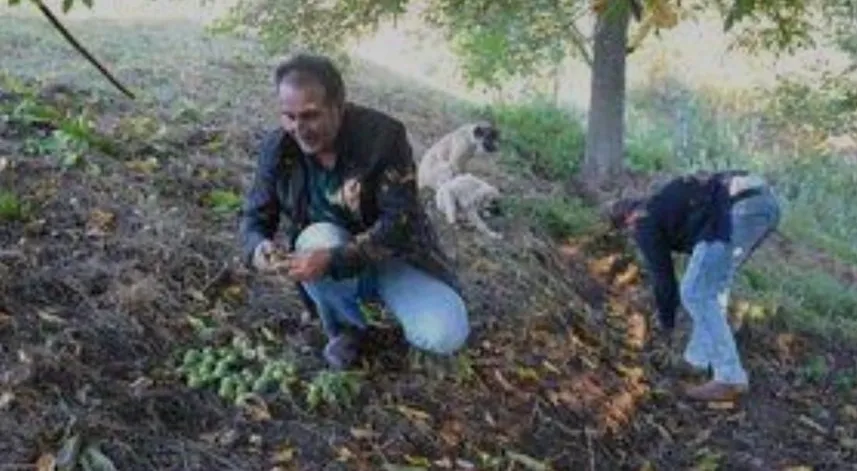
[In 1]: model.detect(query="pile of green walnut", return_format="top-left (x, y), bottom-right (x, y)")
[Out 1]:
top-left (178, 337), bottom-right (297, 405)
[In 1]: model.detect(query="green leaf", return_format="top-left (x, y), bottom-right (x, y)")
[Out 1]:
top-left (8, 0), bottom-right (23, 6)
top-left (206, 189), bottom-right (243, 214)
top-left (82, 0), bottom-right (94, 7)
top-left (724, 0), bottom-right (758, 32)
top-left (62, 0), bottom-right (74, 13)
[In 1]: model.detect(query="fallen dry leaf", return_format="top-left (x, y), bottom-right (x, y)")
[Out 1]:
top-left (187, 289), bottom-right (207, 303)
top-left (506, 450), bottom-right (550, 471)
top-left (839, 437), bottom-right (857, 450)
top-left (125, 157), bottom-right (159, 174)
top-left (272, 445), bottom-right (295, 464)
top-left (221, 284), bottom-right (245, 302)
top-left (515, 366), bottom-right (540, 382)
top-left (541, 360), bottom-right (562, 375)
top-left (842, 405), bottom-right (857, 421)
top-left (547, 389), bottom-right (578, 408)
top-left (706, 401), bottom-right (736, 410)
top-left (455, 459), bottom-right (476, 469)
top-left (85, 209), bottom-right (116, 238)
top-left (36, 453), bottom-right (56, 471)
top-left (404, 455), bottom-right (431, 467)
top-left (36, 309), bottom-right (66, 325)
top-left (238, 394), bottom-right (272, 422)
top-left (493, 369), bottom-right (517, 393)
top-left (335, 446), bottom-right (355, 462)
top-left (128, 376), bottom-right (153, 397)
top-left (0, 390), bottom-right (15, 410)
top-left (382, 465), bottom-right (425, 471)
top-left (349, 427), bottom-right (378, 440)
top-left (689, 428), bottom-right (712, 448)
top-left (438, 419), bottom-right (464, 446)
top-left (484, 411), bottom-right (497, 427)
top-left (261, 326), bottom-right (279, 343)
top-left (395, 405), bottom-right (432, 423)
top-left (1, 362), bottom-right (33, 388)
top-left (200, 429), bottom-right (239, 447)
top-left (798, 415), bottom-right (828, 435)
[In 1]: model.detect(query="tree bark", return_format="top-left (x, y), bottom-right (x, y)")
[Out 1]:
top-left (582, 1), bottom-right (631, 192)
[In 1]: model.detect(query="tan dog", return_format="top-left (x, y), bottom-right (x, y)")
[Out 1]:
top-left (434, 173), bottom-right (503, 239)
top-left (417, 121), bottom-right (500, 190)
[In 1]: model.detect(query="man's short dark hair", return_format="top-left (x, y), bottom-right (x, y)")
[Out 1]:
top-left (273, 53), bottom-right (346, 106)
top-left (605, 196), bottom-right (646, 230)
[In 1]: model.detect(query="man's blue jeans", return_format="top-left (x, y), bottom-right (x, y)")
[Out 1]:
top-left (294, 222), bottom-right (470, 355)
top-left (680, 175), bottom-right (781, 385)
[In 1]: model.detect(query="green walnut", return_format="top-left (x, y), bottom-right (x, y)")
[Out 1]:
top-left (187, 374), bottom-right (205, 389)
top-left (252, 376), bottom-right (271, 394)
top-left (183, 349), bottom-right (202, 366)
top-left (218, 377), bottom-right (238, 400)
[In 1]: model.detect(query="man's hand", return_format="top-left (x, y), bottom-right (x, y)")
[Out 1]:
top-left (286, 249), bottom-right (332, 282)
top-left (252, 239), bottom-right (288, 272)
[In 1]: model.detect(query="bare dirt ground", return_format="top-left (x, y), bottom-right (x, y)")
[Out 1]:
top-left (2, 14), bottom-right (857, 471)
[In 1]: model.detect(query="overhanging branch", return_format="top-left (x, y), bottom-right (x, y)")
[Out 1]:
top-left (569, 22), bottom-right (593, 67)
top-left (32, 0), bottom-right (136, 99)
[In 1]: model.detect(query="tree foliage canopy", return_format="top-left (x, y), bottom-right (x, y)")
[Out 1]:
top-left (204, 0), bottom-right (851, 90)
top-left (9, 0), bottom-right (854, 90)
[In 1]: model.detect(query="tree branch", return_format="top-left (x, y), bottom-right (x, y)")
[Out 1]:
top-left (569, 22), bottom-right (594, 68)
top-left (32, 0), bottom-right (136, 100)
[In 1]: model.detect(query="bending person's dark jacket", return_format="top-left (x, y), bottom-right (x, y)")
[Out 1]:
top-left (240, 103), bottom-right (461, 314)
top-left (632, 170), bottom-right (761, 330)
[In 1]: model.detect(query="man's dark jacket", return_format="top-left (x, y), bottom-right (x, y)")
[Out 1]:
top-left (632, 170), bottom-right (762, 330)
top-left (239, 102), bottom-right (461, 314)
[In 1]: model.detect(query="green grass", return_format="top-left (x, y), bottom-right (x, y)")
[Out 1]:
top-left (737, 261), bottom-right (857, 341)
top-left (0, 191), bottom-right (26, 222)
top-left (480, 98), bottom-right (585, 180)
top-left (503, 193), bottom-right (599, 240)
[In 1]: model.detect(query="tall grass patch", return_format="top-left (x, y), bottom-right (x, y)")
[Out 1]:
top-left (478, 98), bottom-right (585, 181)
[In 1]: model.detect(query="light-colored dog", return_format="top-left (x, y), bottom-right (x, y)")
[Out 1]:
top-left (416, 122), bottom-right (504, 239)
top-left (417, 121), bottom-right (500, 190)
top-left (434, 173), bottom-right (503, 239)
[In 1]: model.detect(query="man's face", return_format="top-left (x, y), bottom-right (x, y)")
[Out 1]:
top-left (278, 80), bottom-right (342, 155)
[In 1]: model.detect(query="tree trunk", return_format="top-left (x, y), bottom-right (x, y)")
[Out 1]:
top-left (582, 1), bottom-right (631, 192)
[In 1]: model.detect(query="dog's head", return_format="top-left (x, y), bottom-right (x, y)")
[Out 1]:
top-left (470, 122), bottom-right (500, 154)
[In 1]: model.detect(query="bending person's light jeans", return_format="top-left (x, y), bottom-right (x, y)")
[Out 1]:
top-left (294, 222), bottom-right (470, 355)
top-left (680, 175), bottom-right (781, 385)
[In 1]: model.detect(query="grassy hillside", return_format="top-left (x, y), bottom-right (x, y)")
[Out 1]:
top-left (1, 6), bottom-right (856, 471)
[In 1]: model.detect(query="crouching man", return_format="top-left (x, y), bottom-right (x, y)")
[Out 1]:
top-left (240, 53), bottom-right (469, 369)
top-left (608, 170), bottom-right (781, 401)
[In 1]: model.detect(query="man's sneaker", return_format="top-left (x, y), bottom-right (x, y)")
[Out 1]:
top-left (323, 333), bottom-right (360, 370)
